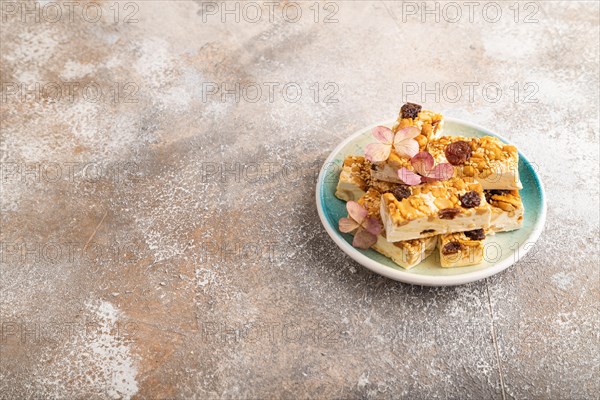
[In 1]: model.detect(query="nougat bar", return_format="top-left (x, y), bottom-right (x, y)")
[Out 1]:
top-left (335, 156), bottom-right (371, 202)
top-left (438, 229), bottom-right (486, 268)
top-left (427, 136), bottom-right (522, 190)
top-left (380, 177), bottom-right (491, 242)
top-left (371, 103), bottom-right (444, 184)
top-left (485, 189), bottom-right (524, 233)
top-left (358, 188), bottom-right (437, 269)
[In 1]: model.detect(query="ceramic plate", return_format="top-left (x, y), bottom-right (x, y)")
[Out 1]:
top-left (316, 118), bottom-right (546, 286)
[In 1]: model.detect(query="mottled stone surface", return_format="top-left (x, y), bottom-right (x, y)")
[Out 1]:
top-left (1, 1), bottom-right (598, 399)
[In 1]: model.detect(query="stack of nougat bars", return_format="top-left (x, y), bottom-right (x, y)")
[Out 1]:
top-left (335, 103), bottom-right (524, 269)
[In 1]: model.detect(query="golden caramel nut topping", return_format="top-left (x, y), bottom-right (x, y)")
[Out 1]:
top-left (427, 136), bottom-right (521, 190)
top-left (357, 188), bottom-right (383, 221)
top-left (484, 190), bottom-right (522, 207)
top-left (391, 106), bottom-right (444, 149)
top-left (380, 176), bottom-right (491, 242)
top-left (351, 189), bottom-right (438, 269)
top-left (438, 231), bottom-right (486, 267)
top-left (485, 189), bottom-right (524, 233)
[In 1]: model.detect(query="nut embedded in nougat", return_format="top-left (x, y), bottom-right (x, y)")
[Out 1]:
top-left (485, 189), bottom-right (524, 233)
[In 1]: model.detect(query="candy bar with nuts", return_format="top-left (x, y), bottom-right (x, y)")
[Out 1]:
top-left (335, 156), bottom-right (372, 202)
top-left (356, 188), bottom-right (437, 269)
top-left (438, 230), bottom-right (486, 268)
top-left (485, 189), bottom-right (524, 233)
top-left (370, 103), bottom-right (444, 184)
top-left (380, 177), bottom-right (491, 242)
top-left (392, 103), bottom-right (444, 149)
top-left (335, 155), bottom-right (409, 202)
top-left (427, 136), bottom-right (522, 190)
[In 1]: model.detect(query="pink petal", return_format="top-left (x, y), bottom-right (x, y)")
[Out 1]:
top-left (372, 126), bottom-right (394, 144)
top-left (394, 138), bottom-right (420, 158)
top-left (352, 227), bottom-right (378, 249)
top-left (346, 201), bottom-right (368, 224)
top-left (397, 167), bottom-right (422, 186)
top-left (394, 126), bottom-right (420, 142)
top-left (411, 151), bottom-right (435, 176)
top-left (364, 143), bottom-right (391, 163)
top-left (338, 217), bottom-right (359, 233)
top-left (362, 216), bottom-right (382, 236)
top-left (424, 163), bottom-right (454, 181)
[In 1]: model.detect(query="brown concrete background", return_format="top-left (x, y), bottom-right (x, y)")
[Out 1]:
top-left (1, 1), bottom-right (598, 399)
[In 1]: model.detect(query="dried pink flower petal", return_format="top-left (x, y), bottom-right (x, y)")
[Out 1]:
top-left (397, 151), bottom-right (454, 186)
top-left (338, 217), bottom-right (359, 233)
top-left (338, 202), bottom-right (382, 250)
top-left (365, 126), bottom-right (420, 162)
top-left (372, 126), bottom-right (394, 144)
top-left (353, 227), bottom-right (378, 249)
top-left (346, 201), bottom-right (367, 224)
top-left (393, 127), bottom-right (420, 158)
top-left (411, 151), bottom-right (435, 176)
top-left (393, 126), bottom-right (420, 142)
top-left (422, 163), bottom-right (454, 182)
top-left (397, 167), bottom-right (422, 186)
top-left (394, 138), bottom-right (419, 158)
top-left (365, 126), bottom-right (395, 162)
top-left (365, 142), bottom-right (392, 162)
top-left (362, 216), bottom-right (382, 236)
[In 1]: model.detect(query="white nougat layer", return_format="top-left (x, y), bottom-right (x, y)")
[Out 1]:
top-left (489, 206), bottom-right (524, 233)
top-left (380, 199), bottom-right (491, 242)
top-left (335, 179), bottom-right (366, 202)
top-left (370, 163), bottom-right (404, 184)
top-left (477, 171), bottom-right (522, 191)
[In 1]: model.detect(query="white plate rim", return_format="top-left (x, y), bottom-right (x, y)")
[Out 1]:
top-left (315, 117), bottom-right (547, 286)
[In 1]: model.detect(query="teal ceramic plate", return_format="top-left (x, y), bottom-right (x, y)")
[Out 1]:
top-left (316, 118), bottom-right (546, 286)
